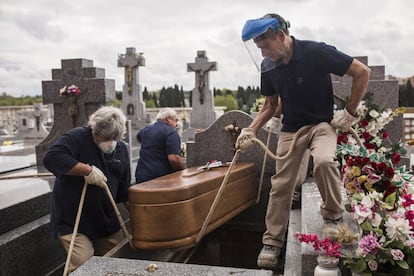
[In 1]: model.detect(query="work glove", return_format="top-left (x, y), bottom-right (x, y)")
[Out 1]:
top-left (265, 117), bottom-right (281, 133)
top-left (331, 108), bottom-right (359, 131)
top-left (235, 128), bottom-right (256, 151)
top-left (84, 165), bottom-right (107, 188)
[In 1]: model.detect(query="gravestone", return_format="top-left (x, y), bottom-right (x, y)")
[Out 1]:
top-left (35, 58), bottom-right (115, 170)
top-left (17, 103), bottom-right (49, 140)
top-left (118, 47), bottom-right (146, 123)
top-left (187, 50), bottom-right (217, 129)
top-left (332, 56), bottom-right (402, 143)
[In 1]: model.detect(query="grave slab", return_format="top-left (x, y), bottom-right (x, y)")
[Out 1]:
top-left (71, 256), bottom-right (273, 276)
top-left (300, 181), bottom-right (358, 276)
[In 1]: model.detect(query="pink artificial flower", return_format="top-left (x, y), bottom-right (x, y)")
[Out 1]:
top-left (368, 260), bottom-right (378, 271)
top-left (402, 194), bottom-right (414, 208)
top-left (390, 249), bottom-right (404, 261)
top-left (294, 233), bottom-right (341, 258)
top-left (67, 85), bottom-right (81, 95)
top-left (358, 232), bottom-right (380, 257)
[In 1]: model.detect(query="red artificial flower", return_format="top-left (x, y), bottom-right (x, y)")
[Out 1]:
top-left (385, 166), bottom-right (395, 179)
top-left (360, 119), bottom-right (369, 127)
top-left (362, 132), bottom-right (371, 140)
top-left (337, 132), bottom-right (348, 144)
top-left (376, 162), bottom-right (387, 172)
top-left (364, 143), bottom-right (377, 150)
top-left (391, 153), bottom-right (401, 164)
top-left (405, 210), bottom-right (414, 229)
top-left (382, 132), bottom-right (389, 139)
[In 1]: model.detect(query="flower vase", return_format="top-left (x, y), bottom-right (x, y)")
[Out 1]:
top-left (314, 255), bottom-right (341, 276)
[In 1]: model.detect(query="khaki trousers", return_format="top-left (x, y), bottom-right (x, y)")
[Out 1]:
top-left (292, 149), bottom-right (311, 202)
top-left (59, 230), bottom-right (124, 273)
top-left (262, 122), bottom-right (343, 247)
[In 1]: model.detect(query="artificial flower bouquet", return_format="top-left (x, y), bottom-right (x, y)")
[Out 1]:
top-left (297, 97), bottom-right (414, 275)
top-left (59, 84), bottom-right (81, 96)
top-left (336, 99), bottom-right (414, 275)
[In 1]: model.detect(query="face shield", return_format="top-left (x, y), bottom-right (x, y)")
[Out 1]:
top-left (241, 17), bottom-right (283, 73)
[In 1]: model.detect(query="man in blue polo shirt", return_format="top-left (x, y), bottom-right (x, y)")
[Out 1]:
top-left (135, 108), bottom-right (185, 183)
top-left (237, 13), bottom-right (371, 269)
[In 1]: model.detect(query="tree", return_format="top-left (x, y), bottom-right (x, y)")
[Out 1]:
top-left (214, 95), bottom-right (238, 112)
top-left (142, 86), bottom-right (150, 100)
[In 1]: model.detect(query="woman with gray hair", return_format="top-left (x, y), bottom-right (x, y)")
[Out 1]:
top-left (43, 106), bottom-right (131, 273)
top-left (135, 107), bottom-right (185, 183)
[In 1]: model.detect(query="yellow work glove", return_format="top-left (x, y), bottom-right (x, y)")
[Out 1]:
top-left (235, 128), bottom-right (256, 151)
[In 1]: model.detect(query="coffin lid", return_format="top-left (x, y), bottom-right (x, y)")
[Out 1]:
top-left (129, 162), bottom-right (256, 204)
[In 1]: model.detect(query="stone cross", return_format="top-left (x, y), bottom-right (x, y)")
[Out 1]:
top-left (17, 103), bottom-right (49, 139)
top-left (187, 50), bottom-right (217, 129)
top-left (35, 58), bottom-right (115, 170)
top-left (118, 47), bottom-right (146, 122)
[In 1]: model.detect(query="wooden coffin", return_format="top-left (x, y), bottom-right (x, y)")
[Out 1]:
top-left (128, 162), bottom-right (257, 250)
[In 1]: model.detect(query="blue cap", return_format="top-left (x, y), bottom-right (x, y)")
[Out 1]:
top-left (241, 18), bottom-right (280, 41)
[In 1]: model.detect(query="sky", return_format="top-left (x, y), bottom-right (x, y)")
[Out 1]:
top-left (0, 0), bottom-right (413, 97)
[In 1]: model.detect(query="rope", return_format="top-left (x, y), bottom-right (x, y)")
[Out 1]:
top-left (195, 149), bottom-right (242, 244)
top-left (256, 130), bottom-right (271, 204)
top-left (348, 127), bottom-right (364, 146)
top-left (0, 173), bottom-right (53, 180)
top-left (63, 181), bottom-right (88, 276)
top-left (193, 124), bottom-right (313, 251)
top-left (62, 181), bottom-right (131, 276)
top-left (250, 124), bottom-right (313, 161)
top-left (183, 150), bottom-right (242, 264)
top-left (102, 183), bottom-right (132, 247)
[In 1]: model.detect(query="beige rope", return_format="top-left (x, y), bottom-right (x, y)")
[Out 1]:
top-left (195, 149), bottom-right (242, 244)
top-left (63, 181), bottom-right (88, 276)
top-left (256, 130), bottom-right (272, 204)
top-left (0, 173), bottom-right (53, 180)
top-left (62, 181), bottom-right (131, 276)
top-left (348, 127), bottom-right (363, 146)
top-left (195, 125), bottom-right (313, 247)
top-left (102, 182), bottom-right (132, 247)
top-left (250, 125), bottom-right (313, 161)
top-left (184, 124), bottom-right (362, 263)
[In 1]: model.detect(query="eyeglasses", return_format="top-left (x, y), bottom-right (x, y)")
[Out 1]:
top-left (168, 117), bottom-right (179, 122)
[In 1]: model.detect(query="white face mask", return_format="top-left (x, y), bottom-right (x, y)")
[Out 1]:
top-left (98, 140), bottom-right (117, 154)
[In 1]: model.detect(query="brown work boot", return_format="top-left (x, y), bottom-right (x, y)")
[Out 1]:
top-left (257, 245), bottom-right (282, 268)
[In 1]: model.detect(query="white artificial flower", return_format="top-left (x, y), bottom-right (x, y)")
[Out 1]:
top-left (385, 217), bottom-right (413, 241)
top-left (369, 109), bottom-right (380, 118)
top-left (377, 146), bottom-right (386, 153)
top-left (354, 204), bottom-right (373, 224)
top-left (370, 212), bottom-right (382, 228)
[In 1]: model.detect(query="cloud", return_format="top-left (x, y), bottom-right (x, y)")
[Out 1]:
top-left (0, 0), bottom-right (413, 97)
